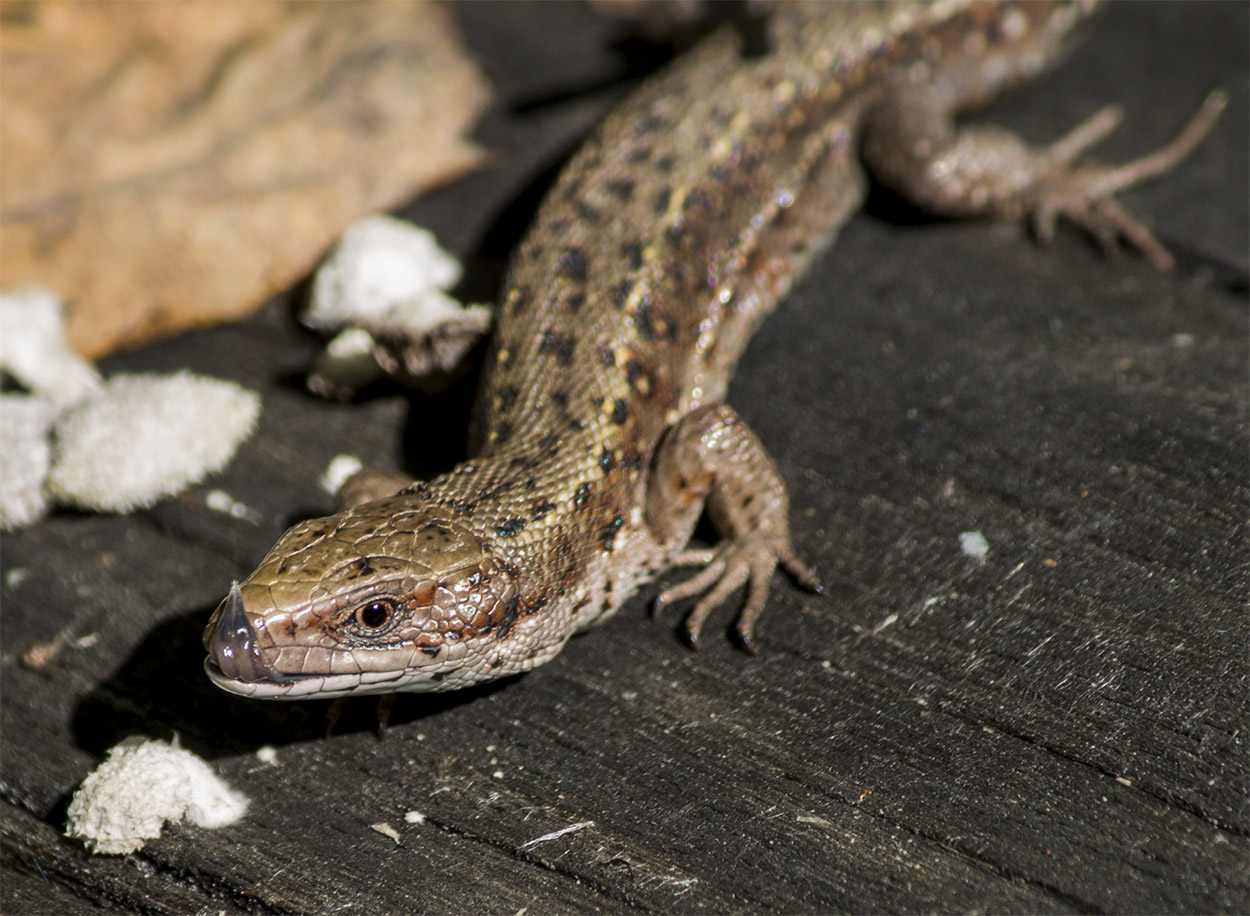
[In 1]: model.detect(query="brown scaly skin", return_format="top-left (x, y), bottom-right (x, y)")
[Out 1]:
top-left (204, 0), bottom-right (1223, 700)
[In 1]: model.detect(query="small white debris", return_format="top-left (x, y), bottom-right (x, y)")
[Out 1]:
top-left (308, 329), bottom-right (386, 399)
top-left (0, 395), bottom-right (56, 530)
top-left (520, 820), bottom-right (595, 850)
top-left (403, 810), bottom-right (426, 825)
top-left (872, 612), bottom-right (899, 634)
top-left (255, 746), bottom-right (279, 767)
top-left (370, 822), bottom-right (403, 845)
top-left (5, 567), bottom-right (28, 588)
top-left (46, 372), bottom-right (260, 513)
top-left (325, 326), bottom-right (380, 360)
top-left (0, 286), bottom-right (101, 407)
top-left (321, 454), bottom-right (364, 496)
top-left (493, 770), bottom-right (505, 779)
top-left (21, 627), bottom-right (73, 670)
top-left (66, 737), bottom-right (248, 855)
top-left (22, 628), bottom-right (101, 669)
top-left (204, 489), bottom-right (262, 524)
top-left (1169, 332), bottom-right (1195, 348)
top-left (959, 530), bottom-right (990, 561)
top-left (797, 814), bottom-right (835, 829)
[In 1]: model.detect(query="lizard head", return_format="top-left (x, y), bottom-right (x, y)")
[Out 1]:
top-left (202, 498), bottom-right (522, 699)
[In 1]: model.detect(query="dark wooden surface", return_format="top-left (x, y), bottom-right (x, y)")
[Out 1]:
top-left (3, 3), bottom-right (1246, 913)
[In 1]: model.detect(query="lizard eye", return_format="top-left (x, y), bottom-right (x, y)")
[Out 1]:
top-left (356, 599), bottom-right (395, 630)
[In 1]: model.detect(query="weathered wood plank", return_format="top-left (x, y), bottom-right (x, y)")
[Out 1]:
top-left (3, 3), bottom-right (1246, 913)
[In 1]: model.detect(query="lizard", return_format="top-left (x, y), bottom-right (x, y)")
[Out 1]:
top-left (204, 0), bottom-right (1224, 701)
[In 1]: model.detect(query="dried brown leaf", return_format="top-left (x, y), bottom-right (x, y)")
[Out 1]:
top-left (1, 0), bottom-right (489, 358)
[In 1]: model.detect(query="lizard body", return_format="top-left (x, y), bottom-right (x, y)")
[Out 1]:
top-left (204, 0), bottom-right (1222, 699)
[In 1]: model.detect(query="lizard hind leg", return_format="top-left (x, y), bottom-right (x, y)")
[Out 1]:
top-left (646, 404), bottom-right (820, 654)
top-left (861, 83), bottom-right (1226, 270)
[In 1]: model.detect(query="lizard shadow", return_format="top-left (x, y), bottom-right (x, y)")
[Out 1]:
top-left (69, 604), bottom-right (516, 763)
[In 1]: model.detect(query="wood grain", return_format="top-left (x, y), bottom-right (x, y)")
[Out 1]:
top-left (2, 3), bottom-right (1245, 912)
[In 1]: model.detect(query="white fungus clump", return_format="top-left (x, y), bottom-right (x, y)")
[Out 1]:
top-left (0, 286), bottom-right (263, 527)
top-left (66, 737), bottom-right (249, 855)
top-left (46, 372), bottom-right (261, 512)
top-left (0, 396), bottom-right (57, 530)
top-left (304, 215), bottom-right (490, 397)
top-left (305, 214), bottom-right (464, 331)
top-left (0, 286), bottom-right (101, 407)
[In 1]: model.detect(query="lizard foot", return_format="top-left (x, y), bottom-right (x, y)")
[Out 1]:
top-left (1026, 91), bottom-right (1227, 270)
top-left (647, 404), bottom-right (820, 653)
top-left (654, 539), bottom-right (819, 653)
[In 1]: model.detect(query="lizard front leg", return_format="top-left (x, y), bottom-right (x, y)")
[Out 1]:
top-left (647, 404), bottom-right (819, 653)
top-left (861, 82), bottom-right (1226, 270)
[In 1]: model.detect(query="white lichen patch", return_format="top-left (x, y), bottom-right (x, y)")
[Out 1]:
top-left (0, 287), bottom-right (262, 527)
top-left (66, 737), bottom-right (249, 855)
top-left (46, 372), bottom-right (261, 512)
top-left (0, 286), bottom-right (101, 407)
top-left (0, 396), bottom-right (56, 530)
